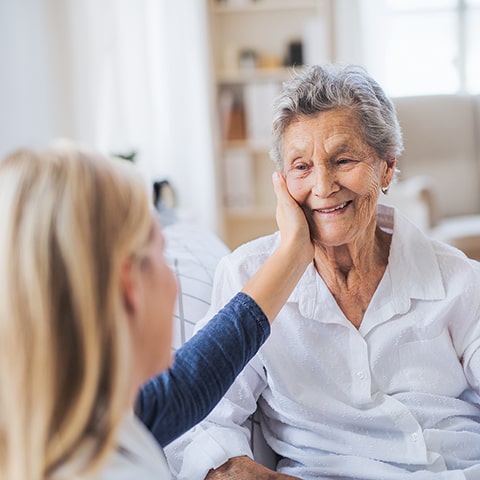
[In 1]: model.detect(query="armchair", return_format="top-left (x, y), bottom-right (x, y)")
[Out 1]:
top-left (385, 94), bottom-right (480, 261)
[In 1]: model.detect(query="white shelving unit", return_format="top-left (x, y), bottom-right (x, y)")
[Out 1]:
top-left (208, 0), bottom-right (331, 249)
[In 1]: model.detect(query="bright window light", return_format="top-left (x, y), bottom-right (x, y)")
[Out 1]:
top-left (466, 9), bottom-right (480, 92)
top-left (383, 0), bottom-right (480, 96)
top-left (387, 0), bottom-right (455, 10)
top-left (384, 10), bottom-right (458, 96)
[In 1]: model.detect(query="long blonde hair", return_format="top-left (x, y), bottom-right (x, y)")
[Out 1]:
top-left (0, 144), bottom-right (152, 479)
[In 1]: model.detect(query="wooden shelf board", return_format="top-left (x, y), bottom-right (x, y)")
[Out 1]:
top-left (212, 1), bottom-right (318, 14)
top-left (217, 66), bottom-right (298, 84)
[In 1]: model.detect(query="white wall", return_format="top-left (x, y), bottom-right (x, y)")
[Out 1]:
top-left (0, 0), bottom-right (220, 232)
top-left (0, 0), bottom-right (74, 157)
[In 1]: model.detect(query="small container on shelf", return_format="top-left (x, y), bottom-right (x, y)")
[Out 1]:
top-left (239, 48), bottom-right (258, 71)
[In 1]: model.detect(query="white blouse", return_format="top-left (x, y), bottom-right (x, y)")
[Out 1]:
top-left (165, 205), bottom-right (480, 480)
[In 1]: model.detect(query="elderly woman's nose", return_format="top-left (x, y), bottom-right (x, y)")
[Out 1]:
top-left (311, 167), bottom-right (337, 197)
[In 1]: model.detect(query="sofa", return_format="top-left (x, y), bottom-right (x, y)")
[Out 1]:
top-left (382, 94), bottom-right (480, 261)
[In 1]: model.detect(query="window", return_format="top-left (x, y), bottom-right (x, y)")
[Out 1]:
top-left (384, 0), bottom-right (480, 96)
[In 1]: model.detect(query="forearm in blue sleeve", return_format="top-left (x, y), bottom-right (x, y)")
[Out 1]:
top-left (135, 291), bottom-right (270, 447)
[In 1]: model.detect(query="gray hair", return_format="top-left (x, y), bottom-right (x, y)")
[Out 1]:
top-left (270, 64), bottom-right (404, 170)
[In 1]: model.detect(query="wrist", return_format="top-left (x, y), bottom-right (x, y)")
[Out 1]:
top-left (276, 238), bottom-right (312, 268)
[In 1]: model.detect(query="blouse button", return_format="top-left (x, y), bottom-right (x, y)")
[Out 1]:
top-left (411, 432), bottom-right (418, 442)
top-left (356, 371), bottom-right (366, 380)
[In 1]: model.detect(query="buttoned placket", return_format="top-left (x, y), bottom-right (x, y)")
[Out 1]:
top-left (349, 329), bottom-right (372, 405)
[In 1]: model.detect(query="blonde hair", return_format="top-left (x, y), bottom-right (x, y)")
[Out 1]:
top-left (0, 144), bottom-right (152, 479)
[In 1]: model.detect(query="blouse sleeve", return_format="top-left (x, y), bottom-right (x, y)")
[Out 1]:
top-left (135, 291), bottom-right (270, 447)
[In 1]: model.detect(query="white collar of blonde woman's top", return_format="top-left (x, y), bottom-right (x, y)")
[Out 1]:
top-left (115, 411), bottom-right (167, 465)
top-left (97, 411), bottom-right (170, 479)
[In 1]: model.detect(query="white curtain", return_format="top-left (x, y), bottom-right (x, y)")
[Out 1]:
top-left (332, 0), bottom-right (388, 84)
top-left (61, 0), bottom-right (219, 230)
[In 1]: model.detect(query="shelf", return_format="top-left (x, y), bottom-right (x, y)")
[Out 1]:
top-left (217, 66), bottom-right (296, 84)
top-left (226, 207), bottom-right (275, 220)
top-left (224, 208), bottom-right (278, 249)
top-left (223, 139), bottom-right (271, 153)
top-left (210, 0), bottom-right (329, 248)
top-left (212, 1), bottom-right (318, 14)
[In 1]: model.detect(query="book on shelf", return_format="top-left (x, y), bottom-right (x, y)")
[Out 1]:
top-left (224, 148), bottom-right (254, 211)
top-left (219, 87), bottom-right (247, 141)
top-left (244, 81), bottom-right (280, 145)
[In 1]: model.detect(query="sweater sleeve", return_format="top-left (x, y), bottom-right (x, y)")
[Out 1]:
top-left (134, 291), bottom-right (270, 447)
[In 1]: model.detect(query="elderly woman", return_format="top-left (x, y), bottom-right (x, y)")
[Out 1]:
top-left (0, 144), bottom-right (312, 480)
top-left (164, 64), bottom-right (480, 479)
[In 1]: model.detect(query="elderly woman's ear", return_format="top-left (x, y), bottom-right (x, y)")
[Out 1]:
top-left (383, 157), bottom-right (397, 187)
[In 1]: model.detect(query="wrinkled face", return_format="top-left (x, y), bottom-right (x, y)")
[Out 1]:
top-left (283, 109), bottom-right (394, 248)
top-left (137, 218), bottom-right (177, 377)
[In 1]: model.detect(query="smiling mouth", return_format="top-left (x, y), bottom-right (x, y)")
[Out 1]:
top-left (316, 201), bottom-right (351, 213)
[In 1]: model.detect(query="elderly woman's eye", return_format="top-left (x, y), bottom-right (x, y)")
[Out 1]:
top-left (294, 163), bottom-right (308, 171)
top-left (337, 158), bottom-right (354, 165)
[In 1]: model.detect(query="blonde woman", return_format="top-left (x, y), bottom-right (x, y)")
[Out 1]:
top-left (0, 144), bottom-right (312, 480)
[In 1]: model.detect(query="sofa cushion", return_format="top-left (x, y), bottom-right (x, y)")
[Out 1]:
top-left (162, 221), bottom-right (230, 350)
top-left (431, 215), bottom-right (480, 261)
